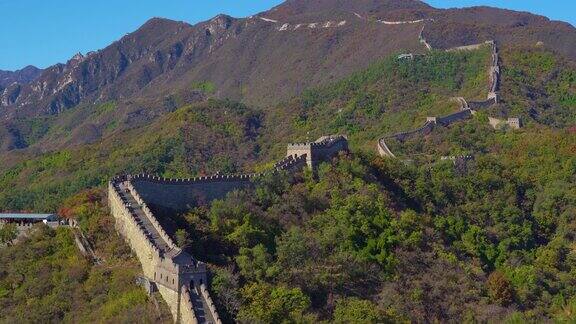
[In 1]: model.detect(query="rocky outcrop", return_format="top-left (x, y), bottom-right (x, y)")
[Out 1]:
top-left (0, 66), bottom-right (42, 89)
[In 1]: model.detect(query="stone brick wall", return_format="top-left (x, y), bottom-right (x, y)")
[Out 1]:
top-left (130, 175), bottom-right (256, 211)
top-left (200, 284), bottom-right (223, 324)
top-left (157, 285), bottom-right (181, 323)
top-left (468, 97), bottom-right (497, 110)
top-left (377, 138), bottom-right (396, 158)
top-left (436, 109), bottom-right (473, 126)
top-left (287, 135), bottom-right (348, 169)
top-left (377, 40), bottom-right (502, 158)
top-left (110, 179), bottom-right (210, 323)
top-left (108, 181), bottom-right (160, 277)
top-left (180, 287), bottom-right (198, 324)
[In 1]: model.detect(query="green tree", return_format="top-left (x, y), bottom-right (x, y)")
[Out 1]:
top-left (238, 283), bottom-right (310, 323)
top-left (334, 297), bottom-right (387, 323)
top-left (235, 244), bottom-right (273, 282)
top-left (175, 229), bottom-right (191, 249)
top-left (0, 223), bottom-right (18, 246)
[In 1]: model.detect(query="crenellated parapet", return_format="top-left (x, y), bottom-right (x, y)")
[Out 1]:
top-left (200, 284), bottom-right (223, 324)
top-left (129, 173), bottom-right (261, 185)
top-left (109, 180), bottom-right (163, 258)
top-left (180, 287), bottom-right (199, 324)
top-left (125, 181), bottom-right (179, 251)
top-left (273, 154), bottom-right (308, 172)
top-left (109, 177), bottom-right (213, 323)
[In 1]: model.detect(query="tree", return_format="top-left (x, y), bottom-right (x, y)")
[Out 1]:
top-left (334, 297), bottom-right (387, 323)
top-left (175, 229), bottom-right (191, 250)
top-left (238, 283), bottom-right (310, 323)
top-left (487, 271), bottom-right (514, 306)
top-left (0, 224), bottom-right (18, 246)
top-left (235, 244), bottom-right (273, 282)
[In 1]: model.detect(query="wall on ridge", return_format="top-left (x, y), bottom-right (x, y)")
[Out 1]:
top-left (468, 97), bottom-right (497, 110)
top-left (110, 180), bottom-right (211, 323)
top-left (130, 154), bottom-right (309, 212)
top-left (157, 285), bottom-right (181, 323)
top-left (377, 139), bottom-right (396, 158)
top-left (437, 109), bottom-right (473, 126)
top-left (310, 138), bottom-right (349, 167)
top-left (287, 135), bottom-right (349, 168)
top-left (446, 43), bottom-right (487, 52)
top-left (393, 121), bottom-right (435, 141)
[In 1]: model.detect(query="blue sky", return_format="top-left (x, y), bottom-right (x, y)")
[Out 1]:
top-left (0, 0), bottom-right (574, 71)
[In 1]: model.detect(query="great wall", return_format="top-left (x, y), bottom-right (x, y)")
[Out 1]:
top-left (252, 11), bottom-right (518, 159)
top-left (378, 37), bottom-right (520, 158)
top-left (108, 136), bottom-right (348, 324)
top-left (107, 11), bottom-right (524, 323)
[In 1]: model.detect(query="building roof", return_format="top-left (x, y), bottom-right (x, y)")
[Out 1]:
top-left (0, 213), bottom-right (57, 220)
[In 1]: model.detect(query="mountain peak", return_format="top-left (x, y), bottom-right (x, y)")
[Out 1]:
top-left (268, 0), bottom-right (432, 18)
top-left (0, 65), bottom-right (43, 88)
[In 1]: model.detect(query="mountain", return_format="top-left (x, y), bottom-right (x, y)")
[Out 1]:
top-left (0, 65), bottom-right (42, 88)
top-left (1, 0), bottom-right (574, 124)
top-left (0, 66), bottom-right (42, 105)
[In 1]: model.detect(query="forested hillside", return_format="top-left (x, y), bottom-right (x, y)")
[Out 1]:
top-left (0, 190), bottom-right (172, 322)
top-left (0, 41), bottom-right (574, 322)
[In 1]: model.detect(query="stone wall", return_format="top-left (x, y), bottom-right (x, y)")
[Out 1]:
top-left (489, 117), bottom-right (522, 129)
top-left (393, 121), bottom-right (435, 141)
top-left (130, 175), bottom-right (256, 211)
top-left (157, 284), bottom-right (181, 323)
top-left (436, 109), bottom-right (473, 126)
top-left (377, 40), bottom-right (501, 158)
top-left (446, 42), bottom-right (487, 52)
top-left (200, 284), bottom-right (223, 324)
top-left (287, 135), bottom-right (348, 168)
top-left (274, 154), bottom-right (308, 172)
top-left (129, 153), bottom-right (310, 211)
top-left (180, 287), bottom-right (198, 324)
top-left (108, 182), bottom-right (159, 277)
top-left (468, 97), bottom-right (497, 110)
top-left (377, 138), bottom-right (396, 158)
top-left (110, 178), bottom-right (210, 323)
top-left (109, 136), bottom-right (347, 323)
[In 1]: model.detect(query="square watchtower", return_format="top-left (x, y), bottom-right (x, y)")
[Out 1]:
top-left (286, 135), bottom-right (348, 169)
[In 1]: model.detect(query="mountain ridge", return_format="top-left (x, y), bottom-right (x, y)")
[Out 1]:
top-left (0, 65), bottom-right (42, 90)
top-left (0, 0), bottom-right (575, 153)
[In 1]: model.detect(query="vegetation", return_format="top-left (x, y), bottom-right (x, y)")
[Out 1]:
top-left (0, 190), bottom-right (172, 323)
top-left (0, 46), bottom-right (574, 322)
top-left (0, 223), bottom-right (18, 245)
top-left (161, 135), bottom-right (574, 322)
